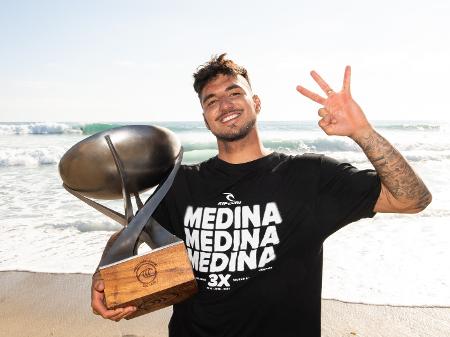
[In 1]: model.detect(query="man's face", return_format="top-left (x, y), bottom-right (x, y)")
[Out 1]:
top-left (200, 74), bottom-right (261, 142)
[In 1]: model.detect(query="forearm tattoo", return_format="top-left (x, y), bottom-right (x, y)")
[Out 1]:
top-left (353, 129), bottom-right (431, 210)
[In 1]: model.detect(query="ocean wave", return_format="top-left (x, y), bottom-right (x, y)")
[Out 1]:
top-left (50, 220), bottom-right (121, 232)
top-left (0, 122), bottom-right (82, 135)
top-left (184, 138), bottom-right (450, 155)
top-left (404, 153), bottom-right (450, 162)
top-left (80, 123), bottom-right (123, 134)
top-left (0, 121), bottom-right (446, 135)
top-left (0, 122), bottom-right (209, 135)
top-left (81, 122), bottom-right (211, 134)
top-left (375, 123), bottom-right (441, 131)
top-left (270, 138), bottom-right (358, 152)
top-left (376, 208), bottom-right (450, 219)
top-left (182, 141), bottom-right (217, 151)
top-left (182, 138), bottom-right (358, 153)
top-left (0, 122), bottom-right (131, 135)
top-left (417, 208), bottom-right (450, 218)
top-left (183, 149), bottom-right (219, 164)
top-left (1, 145), bottom-right (449, 168)
top-left (0, 148), bottom-right (64, 167)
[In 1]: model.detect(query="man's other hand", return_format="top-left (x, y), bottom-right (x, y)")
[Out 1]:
top-left (91, 272), bottom-right (137, 321)
top-left (296, 66), bottom-right (372, 139)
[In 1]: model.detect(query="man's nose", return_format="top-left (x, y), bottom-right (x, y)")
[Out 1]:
top-left (219, 96), bottom-right (234, 110)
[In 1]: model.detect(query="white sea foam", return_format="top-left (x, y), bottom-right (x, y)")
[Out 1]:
top-left (49, 220), bottom-right (122, 232)
top-left (0, 136), bottom-right (448, 167)
top-left (323, 215), bottom-right (450, 306)
top-left (0, 147), bottom-right (65, 167)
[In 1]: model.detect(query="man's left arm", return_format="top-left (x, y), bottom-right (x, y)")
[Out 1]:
top-left (296, 66), bottom-right (432, 214)
top-left (351, 127), bottom-right (431, 213)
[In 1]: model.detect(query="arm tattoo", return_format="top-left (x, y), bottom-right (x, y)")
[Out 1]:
top-left (353, 129), bottom-right (431, 210)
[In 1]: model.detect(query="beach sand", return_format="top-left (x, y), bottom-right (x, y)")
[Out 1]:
top-left (1, 271), bottom-right (448, 337)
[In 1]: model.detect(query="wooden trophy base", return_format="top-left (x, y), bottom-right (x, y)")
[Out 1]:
top-left (99, 241), bottom-right (197, 319)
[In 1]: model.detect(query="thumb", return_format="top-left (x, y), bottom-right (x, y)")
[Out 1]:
top-left (94, 279), bottom-right (105, 292)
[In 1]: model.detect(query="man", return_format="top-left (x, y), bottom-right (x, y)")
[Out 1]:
top-left (91, 54), bottom-right (431, 336)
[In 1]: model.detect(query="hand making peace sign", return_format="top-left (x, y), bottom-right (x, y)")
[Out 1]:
top-left (296, 66), bottom-right (372, 139)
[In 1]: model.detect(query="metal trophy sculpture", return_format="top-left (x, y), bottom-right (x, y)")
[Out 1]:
top-left (59, 125), bottom-right (197, 319)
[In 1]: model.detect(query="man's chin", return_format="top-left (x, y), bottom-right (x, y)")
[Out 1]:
top-left (212, 121), bottom-right (256, 142)
top-left (216, 132), bottom-right (248, 142)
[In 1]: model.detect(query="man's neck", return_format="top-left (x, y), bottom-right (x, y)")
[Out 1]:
top-left (217, 129), bottom-right (271, 164)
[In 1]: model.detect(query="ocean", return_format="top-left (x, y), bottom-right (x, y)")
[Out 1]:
top-left (0, 121), bottom-right (448, 306)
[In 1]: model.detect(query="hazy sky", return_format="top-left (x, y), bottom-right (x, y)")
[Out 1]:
top-left (1, 0), bottom-right (449, 122)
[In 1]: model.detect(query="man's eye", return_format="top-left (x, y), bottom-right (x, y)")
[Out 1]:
top-left (207, 100), bottom-right (217, 107)
top-left (231, 92), bottom-right (241, 96)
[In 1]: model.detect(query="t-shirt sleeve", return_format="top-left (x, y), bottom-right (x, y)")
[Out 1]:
top-left (315, 155), bottom-right (381, 238)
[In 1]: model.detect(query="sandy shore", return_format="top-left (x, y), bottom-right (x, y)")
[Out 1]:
top-left (1, 271), bottom-right (448, 337)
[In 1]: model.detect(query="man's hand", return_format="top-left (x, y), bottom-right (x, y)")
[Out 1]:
top-left (91, 272), bottom-right (137, 321)
top-left (296, 66), bottom-right (372, 139)
top-left (297, 66), bottom-right (432, 213)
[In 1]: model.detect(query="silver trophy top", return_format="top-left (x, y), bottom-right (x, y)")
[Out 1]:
top-left (59, 124), bottom-right (181, 200)
top-left (58, 124), bottom-right (183, 266)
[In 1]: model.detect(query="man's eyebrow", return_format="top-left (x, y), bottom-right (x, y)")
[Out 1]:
top-left (225, 84), bottom-right (243, 91)
top-left (202, 93), bottom-right (216, 104)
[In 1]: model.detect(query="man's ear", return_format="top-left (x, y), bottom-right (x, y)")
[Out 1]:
top-left (253, 95), bottom-right (261, 113)
top-left (203, 114), bottom-right (210, 130)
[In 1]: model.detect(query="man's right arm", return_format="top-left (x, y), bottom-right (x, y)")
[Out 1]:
top-left (91, 230), bottom-right (137, 321)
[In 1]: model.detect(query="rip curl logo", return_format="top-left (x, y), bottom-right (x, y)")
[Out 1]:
top-left (218, 193), bottom-right (242, 206)
top-left (134, 260), bottom-right (157, 287)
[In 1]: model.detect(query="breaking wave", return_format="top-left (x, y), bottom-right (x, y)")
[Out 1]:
top-left (0, 121), bottom-right (444, 135)
top-left (0, 122), bottom-right (82, 135)
top-left (1, 143), bottom-right (449, 168)
top-left (0, 147), bottom-right (65, 167)
top-left (49, 220), bottom-right (122, 232)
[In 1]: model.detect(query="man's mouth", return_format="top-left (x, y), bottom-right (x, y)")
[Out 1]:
top-left (219, 111), bottom-right (242, 123)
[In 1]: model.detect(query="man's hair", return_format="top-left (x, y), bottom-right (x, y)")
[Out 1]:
top-left (193, 53), bottom-right (251, 97)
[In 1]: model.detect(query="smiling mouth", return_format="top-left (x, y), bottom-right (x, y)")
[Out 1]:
top-left (220, 112), bottom-right (242, 123)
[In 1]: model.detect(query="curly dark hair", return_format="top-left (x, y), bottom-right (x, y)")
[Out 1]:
top-left (193, 53), bottom-right (251, 97)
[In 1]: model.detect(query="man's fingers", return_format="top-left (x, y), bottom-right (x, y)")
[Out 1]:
top-left (94, 304), bottom-right (137, 320)
top-left (92, 299), bottom-right (108, 318)
top-left (104, 308), bottom-right (126, 320)
top-left (90, 275), bottom-right (137, 321)
top-left (107, 306), bottom-right (137, 321)
top-left (319, 115), bottom-right (331, 127)
top-left (123, 308), bottom-right (138, 318)
top-left (318, 108), bottom-right (328, 117)
top-left (318, 118), bottom-right (334, 135)
top-left (91, 279), bottom-right (109, 316)
top-left (110, 309), bottom-right (129, 321)
top-left (342, 65), bottom-right (351, 93)
top-left (296, 85), bottom-right (326, 105)
top-left (310, 71), bottom-right (334, 96)
top-left (318, 118), bottom-right (328, 128)
top-left (93, 280), bottom-right (105, 292)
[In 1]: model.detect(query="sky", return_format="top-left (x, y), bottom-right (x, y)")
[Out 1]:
top-left (1, 0), bottom-right (449, 122)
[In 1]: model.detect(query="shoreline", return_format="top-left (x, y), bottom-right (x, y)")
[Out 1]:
top-left (3, 269), bottom-right (447, 309)
top-left (1, 271), bottom-right (449, 337)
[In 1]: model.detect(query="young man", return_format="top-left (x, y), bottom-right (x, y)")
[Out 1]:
top-left (91, 54), bottom-right (431, 336)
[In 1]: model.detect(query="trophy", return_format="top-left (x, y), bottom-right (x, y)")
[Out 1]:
top-left (59, 125), bottom-right (197, 319)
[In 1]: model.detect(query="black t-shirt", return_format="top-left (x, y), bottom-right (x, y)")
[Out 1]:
top-left (150, 152), bottom-right (381, 337)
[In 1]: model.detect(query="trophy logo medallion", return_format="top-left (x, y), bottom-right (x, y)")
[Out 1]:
top-left (134, 260), bottom-right (157, 287)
